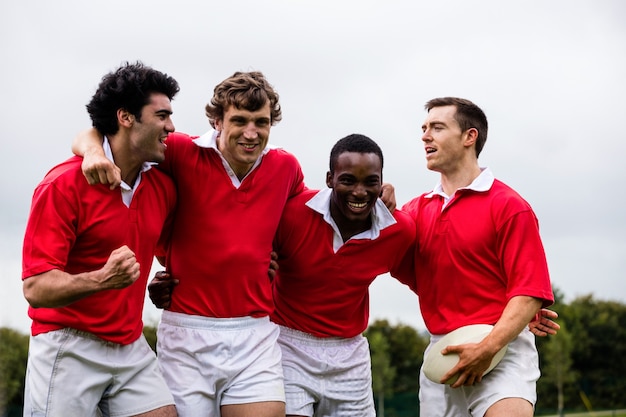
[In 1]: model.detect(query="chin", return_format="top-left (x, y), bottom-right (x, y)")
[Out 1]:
top-left (426, 162), bottom-right (439, 172)
top-left (348, 212), bottom-right (370, 222)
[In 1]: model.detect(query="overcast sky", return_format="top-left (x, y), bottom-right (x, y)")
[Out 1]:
top-left (1, 0), bottom-right (625, 334)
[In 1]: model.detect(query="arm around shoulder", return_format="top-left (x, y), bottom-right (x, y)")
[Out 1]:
top-left (72, 128), bottom-right (121, 189)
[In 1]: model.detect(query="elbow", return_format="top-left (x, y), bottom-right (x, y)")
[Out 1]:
top-left (23, 292), bottom-right (43, 309)
top-left (23, 278), bottom-right (46, 308)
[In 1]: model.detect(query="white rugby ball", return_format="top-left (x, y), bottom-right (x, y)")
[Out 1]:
top-left (422, 324), bottom-right (507, 385)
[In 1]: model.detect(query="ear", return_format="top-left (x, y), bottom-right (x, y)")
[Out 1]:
top-left (463, 127), bottom-right (478, 148)
top-left (214, 118), bottom-right (223, 132)
top-left (326, 171), bottom-right (333, 188)
top-left (117, 109), bottom-right (134, 128)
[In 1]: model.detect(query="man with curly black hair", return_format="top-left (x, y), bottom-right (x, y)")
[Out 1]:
top-left (22, 62), bottom-right (179, 417)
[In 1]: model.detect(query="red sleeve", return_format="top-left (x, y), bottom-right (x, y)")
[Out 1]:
top-left (22, 180), bottom-right (77, 279)
top-left (498, 210), bottom-right (554, 307)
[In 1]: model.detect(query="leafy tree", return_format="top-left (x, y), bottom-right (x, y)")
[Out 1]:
top-left (368, 329), bottom-right (395, 417)
top-left (366, 320), bottom-right (425, 417)
top-left (385, 323), bottom-right (427, 393)
top-left (540, 323), bottom-right (577, 416)
top-left (562, 295), bottom-right (626, 410)
top-left (536, 286), bottom-right (567, 413)
top-left (0, 327), bottom-right (29, 416)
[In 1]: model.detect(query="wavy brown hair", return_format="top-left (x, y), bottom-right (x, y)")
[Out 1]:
top-left (205, 71), bottom-right (281, 128)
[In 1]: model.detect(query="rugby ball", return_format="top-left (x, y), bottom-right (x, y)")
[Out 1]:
top-left (422, 324), bottom-right (507, 385)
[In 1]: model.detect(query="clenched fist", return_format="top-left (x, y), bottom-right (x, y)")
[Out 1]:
top-left (99, 246), bottom-right (140, 290)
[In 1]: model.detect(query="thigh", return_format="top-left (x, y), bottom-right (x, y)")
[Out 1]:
top-left (101, 336), bottom-right (175, 417)
top-left (279, 328), bottom-right (374, 417)
top-left (133, 404), bottom-right (178, 417)
top-left (318, 336), bottom-right (375, 417)
top-left (24, 330), bottom-right (111, 417)
top-left (221, 401), bottom-right (285, 417)
top-left (419, 366), bottom-right (456, 417)
top-left (157, 318), bottom-right (222, 417)
top-left (221, 319), bottom-right (285, 406)
top-left (420, 337), bottom-right (471, 417)
top-left (157, 313), bottom-right (284, 417)
top-left (484, 398), bottom-right (534, 417)
top-left (467, 329), bottom-right (539, 417)
top-left (279, 330), bottom-right (320, 417)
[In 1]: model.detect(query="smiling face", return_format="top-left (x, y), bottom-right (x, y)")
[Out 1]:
top-left (129, 92), bottom-right (175, 164)
top-left (421, 105), bottom-right (475, 175)
top-left (327, 151), bottom-right (383, 234)
top-left (214, 103), bottom-right (271, 179)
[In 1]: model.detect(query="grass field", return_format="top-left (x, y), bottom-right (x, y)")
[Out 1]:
top-left (538, 410), bottom-right (626, 417)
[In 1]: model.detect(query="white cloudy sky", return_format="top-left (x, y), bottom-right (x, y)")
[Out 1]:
top-left (1, 0), bottom-right (625, 334)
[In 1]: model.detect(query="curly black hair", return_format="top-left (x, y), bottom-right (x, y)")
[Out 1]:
top-left (86, 61), bottom-right (179, 136)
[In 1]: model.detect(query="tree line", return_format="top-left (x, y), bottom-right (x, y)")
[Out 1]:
top-left (2, 288), bottom-right (625, 417)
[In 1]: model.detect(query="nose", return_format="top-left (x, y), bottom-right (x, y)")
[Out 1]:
top-left (243, 122), bottom-right (258, 139)
top-left (353, 183), bottom-right (368, 197)
top-left (421, 130), bottom-right (431, 142)
top-left (165, 117), bottom-right (175, 133)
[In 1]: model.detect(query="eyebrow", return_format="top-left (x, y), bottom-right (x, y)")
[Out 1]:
top-left (230, 114), bottom-right (270, 122)
top-left (423, 120), bottom-right (446, 129)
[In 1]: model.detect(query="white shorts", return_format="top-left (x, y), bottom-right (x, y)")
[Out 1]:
top-left (278, 326), bottom-right (375, 417)
top-left (157, 311), bottom-right (285, 417)
top-left (23, 328), bottom-right (174, 417)
top-left (419, 328), bottom-right (539, 417)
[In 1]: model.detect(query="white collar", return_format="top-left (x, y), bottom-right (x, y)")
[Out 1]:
top-left (191, 129), bottom-right (280, 188)
top-left (103, 136), bottom-right (154, 192)
top-left (426, 167), bottom-right (495, 200)
top-left (103, 136), bottom-right (154, 207)
top-left (306, 188), bottom-right (397, 252)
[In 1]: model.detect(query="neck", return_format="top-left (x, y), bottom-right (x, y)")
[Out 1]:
top-left (440, 163), bottom-right (481, 196)
top-left (216, 138), bottom-right (254, 181)
top-left (108, 135), bottom-right (142, 186)
top-left (121, 167), bottom-right (141, 187)
top-left (232, 165), bottom-right (252, 181)
top-left (330, 204), bottom-right (372, 243)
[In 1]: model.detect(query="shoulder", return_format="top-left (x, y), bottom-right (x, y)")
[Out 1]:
top-left (164, 131), bottom-right (200, 150)
top-left (145, 166), bottom-right (175, 187)
top-left (392, 209), bottom-right (416, 228)
top-left (40, 156), bottom-right (85, 186)
top-left (285, 189), bottom-right (318, 210)
top-left (32, 157), bottom-right (101, 209)
top-left (390, 209), bottom-right (417, 240)
top-left (400, 192), bottom-right (431, 216)
top-left (265, 147), bottom-right (301, 165)
top-left (488, 179), bottom-right (533, 212)
top-left (167, 131), bottom-right (198, 142)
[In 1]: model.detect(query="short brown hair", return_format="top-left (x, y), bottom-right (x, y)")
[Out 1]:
top-left (425, 97), bottom-right (488, 157)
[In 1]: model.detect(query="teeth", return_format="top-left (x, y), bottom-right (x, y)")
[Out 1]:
top-left (349, 202), bottom-right (367, 208)
top-left (242, 144), bottom-right (256, 149)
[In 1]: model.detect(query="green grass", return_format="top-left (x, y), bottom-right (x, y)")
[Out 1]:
top-left (537, 411), bottom-right (626, 417)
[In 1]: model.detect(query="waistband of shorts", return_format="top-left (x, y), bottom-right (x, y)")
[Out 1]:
top-left (161, 310), bottom-right (271, 330)
top-left (51, 327), bottom-right (127, 347)
top-left (278, 325), bottom-right (362, 347)
top-left (60, 327), bottom-right (102, 340)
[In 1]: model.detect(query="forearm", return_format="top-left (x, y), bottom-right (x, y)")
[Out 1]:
top-left (481, 295), bottom-right (542, 353)
top-left (71, 128), bottom-right (104, 157)
top-left (23, 269), bottom-right (104, 308)
top-left (72, 128), bottom-right (121, 187)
